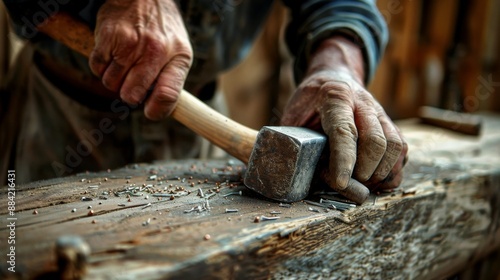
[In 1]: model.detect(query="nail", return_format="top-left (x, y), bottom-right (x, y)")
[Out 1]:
top-left (305, 200), bottom-right (336, 210)
top-left (308, 207), bottom-right (320, 213)
top-left (320, 198), bottom-right (356, 209)
top-left (260, 216), bottom-right (280, 221)
top-left (225, 209), bottom-right (239, 213)
top-left (337, 172), bottom-right (350, 190)
top-left (223, 191), bottom-right (242, 197)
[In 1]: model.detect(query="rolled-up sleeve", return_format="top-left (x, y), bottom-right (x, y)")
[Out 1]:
top-left (282, 0), bottom-right (388, 84)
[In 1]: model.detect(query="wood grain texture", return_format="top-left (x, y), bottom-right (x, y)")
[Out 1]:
top-left (0, 115), bottom-right (499, 279)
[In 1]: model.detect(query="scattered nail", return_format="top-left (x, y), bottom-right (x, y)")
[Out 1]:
top-left (142, 203), bottom-right (151, 210)
top-left (204, 234), bottom-right (211, 241)
top-left (91, 220), bottom-right (97, 224)
top-left (87, 206), bottom-right (92, 209)
top-left (142, 218), bottom-right (151, 226)
top-left (260, 216), bottom-right (280, 221)
top-left (148, 175), bottom-right (157, 181)
top-left (279, 203), bottom-right (291, 208)
top-left (32, 210), bottom-right (38, 215)
top-left (319, 198), bottom-right (356, 211)
top-left (223, 191), bottom-right (242, 197)
top-left (270, 211), bottom-right (282, 215)
top-left (225, 209), bottom-right (239, 213)
top-left (88, 185), bottom-right (99, 189)
top-left (71, 208), bottom-right (77, 213)
top-left (87, 210), bottom-right (94, 216)
top-left (81, 197), bottom-right (93, 201)
top-left (308, 207), bottom-right (320, 213)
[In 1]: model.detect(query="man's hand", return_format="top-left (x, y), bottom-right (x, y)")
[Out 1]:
top-left (89, 0), bottom-right (192, 120)
top-left (281, 35), bottom-right (408, 197)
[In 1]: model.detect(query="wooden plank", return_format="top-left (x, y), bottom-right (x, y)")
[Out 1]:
top-left (1, 114), bottom-right (500, 279)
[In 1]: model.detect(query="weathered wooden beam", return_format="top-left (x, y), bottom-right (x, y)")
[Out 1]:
top-left (0, 114), bottom-right (499, 279)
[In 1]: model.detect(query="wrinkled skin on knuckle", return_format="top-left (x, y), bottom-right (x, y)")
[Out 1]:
top-left (365, 135), bottom-right (386, 166)
top-left (370, 148), bottom-right (401, 183)
top-left (354, 134), bottom-right (386, 182)
top-left (143, 33), bottom-right (168, 57)
top-left (322, 81), bottom-right (355, 104)
top-left (366, 134), bottom-right (387, 159)
top-left (121, 85), bottom-right (145, 105)
top-left (331, 120), bottom-right (358, 143)
top-left (385, 137), bottom-right (404, 159)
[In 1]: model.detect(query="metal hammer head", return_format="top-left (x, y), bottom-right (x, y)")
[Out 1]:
top-left (244, 126), bottom-right (326, 202)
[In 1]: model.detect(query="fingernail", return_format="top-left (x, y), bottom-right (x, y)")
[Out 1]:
top-left (336, 172), bottom-right (350, 190)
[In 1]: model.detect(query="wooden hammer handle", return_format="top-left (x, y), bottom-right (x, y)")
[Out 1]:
top-left (37, 12), bottom-right (258, 163)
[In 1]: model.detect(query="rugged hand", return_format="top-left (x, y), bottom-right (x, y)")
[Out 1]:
top-left (89, 0), bottom-right (192, 120)
top-left (281, 35), bottom-right (408, 197)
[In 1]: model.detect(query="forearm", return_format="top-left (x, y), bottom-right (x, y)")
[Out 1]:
top-left (306, 35), bottom-right (366, 85)
top-left (282, 0), bottom-right (388, 84)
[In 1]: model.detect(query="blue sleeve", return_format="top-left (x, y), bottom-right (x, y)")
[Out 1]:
top-left (282, 0), bottom-right (388, 84)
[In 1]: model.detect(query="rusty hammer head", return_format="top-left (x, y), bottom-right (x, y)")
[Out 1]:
top-left (243, 126), bottom-right (326, 202)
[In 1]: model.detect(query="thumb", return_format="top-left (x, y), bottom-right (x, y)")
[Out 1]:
top-left (322, 170), bottom-right (370, 204)
top-left (144, 55), bottom-right (191, 120)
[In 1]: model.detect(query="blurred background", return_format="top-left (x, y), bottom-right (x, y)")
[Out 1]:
top-left (371, 0), bottom-right (500, 119)
top-left (219, 0), bottom-right (500, 129)
top-left (1, 0), bottom-right (499, 127)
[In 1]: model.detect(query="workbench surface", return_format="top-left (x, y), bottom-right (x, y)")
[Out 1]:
top-left (1, 114), bottom-right (500, 279)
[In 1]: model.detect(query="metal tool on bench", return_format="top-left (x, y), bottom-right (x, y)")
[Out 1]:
top-left (37, 12), bottom-right (369, 204)
top-left (418, 106), bottom-right (482, 136)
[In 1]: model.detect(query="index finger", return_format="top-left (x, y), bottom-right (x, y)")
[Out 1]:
top-left (319, 82), bottom-right (358, 190)
top-left (144, 55), bottom-right (191, 120)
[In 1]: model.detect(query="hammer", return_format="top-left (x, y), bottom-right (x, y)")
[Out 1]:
top-left (37, 13), bottom-right (369, 203)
